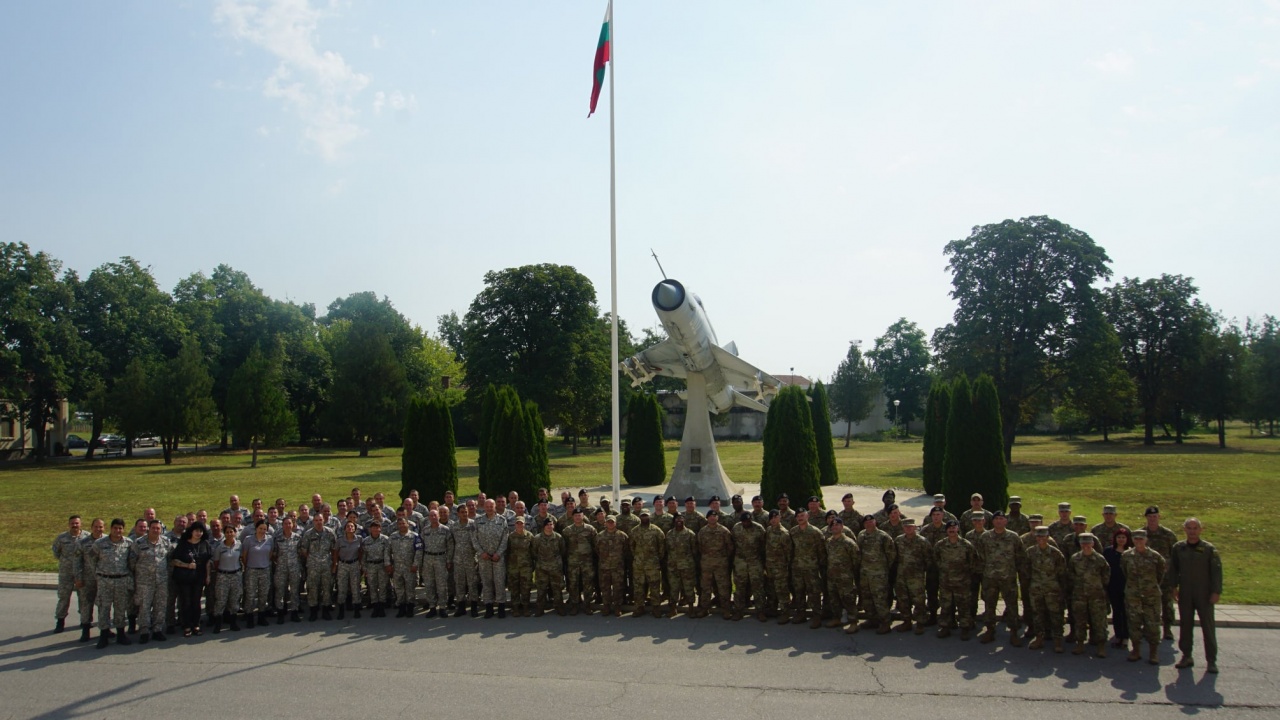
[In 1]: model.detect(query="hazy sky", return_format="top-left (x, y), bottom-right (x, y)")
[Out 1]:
top-left (2, 1), bottom-right (1276, 383)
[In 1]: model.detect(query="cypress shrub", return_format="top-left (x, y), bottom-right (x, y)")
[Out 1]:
top-left (477, 383), bottom-right (499, 494)
top-left (624, 393), bottom-right (666, 486)
top-left (809, 381), bottom-right (839, 486)
top-left (400, 396), bottom-right (431, 501)
top-left (941, 374), bottom-right (976, 518)
top-left (525, 399), bottom-right (550, 493)
top-left (761, 385), bottom-right (821, 509)
top-left (921, 379), bottom-right (951, 496)
top-left (971, 373), bottom-right (1009, 512)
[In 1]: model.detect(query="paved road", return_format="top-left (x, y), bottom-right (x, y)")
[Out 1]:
top-left (2, 589), bottom-right (1277, 718)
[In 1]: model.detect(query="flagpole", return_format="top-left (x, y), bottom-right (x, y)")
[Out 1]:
top-left (608, 0), bottom-right (621, 505)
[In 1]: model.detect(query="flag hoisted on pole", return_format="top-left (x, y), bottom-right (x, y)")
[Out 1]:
top-left (588, 0), bottom-right (621, 503)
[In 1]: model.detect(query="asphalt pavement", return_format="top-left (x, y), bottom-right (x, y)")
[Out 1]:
top-left (1, 587), bottom-right (1277, 718)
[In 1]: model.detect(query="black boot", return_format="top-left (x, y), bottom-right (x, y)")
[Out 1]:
top-left (79, 624), bottom-right (91, 642)
top-left (484, 604), bottom-right (495, 619)
top-left (228, 613), bottom-right (241, 632)
top-left (337, 604), bottom-right (346, 620)
top-left (246, 613), bottom-right (256, 629)
top-left (498, 603), bottom-right (507, 619)
top-left (117, 631), bottom-right (132, 646)
top-left (152, 630), bottom-right (166, 642)
top-left (55, 618), bottom-right (65, 633)
top-left (309, 607), bottom-right (319, 622)
top-left (127, 615), bottom-right (137, 634)
top-left (395, 604), bottom-right (406, 618)
top-left (96, 633), bottom-right (109, 649)
top-left (371, 602), bottom-right (382, 618)
top-left (470, 602), bottom-right (479, 618)
top-left (211, 616), bottom-right (222, 634)
top-left (277, 610), bottom-right (286, 625)
top-left (353, 605), bottom-right (362, 619)
top-left (322, 606), bottom-right (332, 621)
top-left (425, 607), bottom-right (438, 619)
top-left (138, 632), bottom-right (150, 644)
top-left (454, 603), bottom-right (467, 618)
top-left (291, 610), bottom-right (302, 622)
top-left (258, 612), bottom-right (269, 626)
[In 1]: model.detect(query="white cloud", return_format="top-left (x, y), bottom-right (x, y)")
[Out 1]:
top-left (372, 34), bottom-right (383, 49)
top-left (215, 0), bottom-right (371, 161)
top-left (1092, 50), bottom-right (1135, 76)
top-left (373, 89), bottom-right (416, 116)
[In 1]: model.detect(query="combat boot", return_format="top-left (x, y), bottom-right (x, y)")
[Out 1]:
top-left (258, 612), bottom-right (269, 626)
top-left (152, 631), bottom-right (166, 642)
top-left (116, 631), bottom-right (132, 646)
top-left (534, 601), bottom-right (546, 617)
top-left (924, 613), bottom-right (938, 627)
top-left (55, 618), bottom-right (65, 633)
top-left (1128, 643), bottom-right (1142, 662)
top-left (454, 603), bottom-right (467, 618)
top-left (914, 622), bottom-right (925, 635)
top-left (321, 606), bottom-right (332, 621)
top-left (138, 632), bottom-right (150, 644)
top-left (1148, 642), bottom-right (1160, 665)
top-left (498, 603), bottom-right (507, 618)
top-left (824, 617), bottom-right (842, 628)
top-left (894, 620), bottom-right (912, 633)
top-left (960, 627), bottom-right (971, 641)
top-left (246, 613), bottom-right (256, 628)
top-left (484, 604), bottom-right (495, 619)
top-left (1028, 635), bottom-right (1044, 650)
top-left (877, 621), bottom-right (892, 635)
top-left (1175, 654), bottom-right (1194, 669)
top-left (937, 626), bottom-right (951, 638)
top-left (277, 610), bottom-right (286, 625)
top-left (309, 607), bottom-right (319, 622)
top-left (1095, 642), bottom-right (1107, 658)
top-left (979, 627), bottom-right (996, 644)
top-left (424, 607), bottom-right (438, 619)
top-left (290, 610), bottom-right (302, 622)
top-left (809, 615), bottom-right (823, 629)
top-left (1163, 623), bottom-right (1174, 641)
top-left (1053, 638), bottom-right (1064, 653)
top-left (1010, 632), bottom-right (1023, 648)
top-left (336, 604), bottom-right (345, 620)
top-left (470, 602), bottom-right (480, 618)
top-left (228, 613), bottom-right (241, 632)
top-left (127, 615), bottom-right (137, 634)
top-left (633, 605), bottom-right (646, 618)
top-left (79, 624), bottom-right (91, 642)
top-left (97, 633), bottom-right (110, 649)
top-left (1072, 641), bottom-right (1086, 655)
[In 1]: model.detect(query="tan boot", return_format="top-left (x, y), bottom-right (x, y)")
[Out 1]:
top-left (824, 617), bottom-right (842, 628)
top-left (1148, 642), bottom-right (1160, 666)
top-left (845, 621), bottom-right (860, 634)
top-left (1028, 635), bottom-right (1044, 650)
top-left (1053, 638), bottom-right (1064, 653)
top-left (1072, 641), bottom-right (1086, 655)
top-left (914, 622), bottom-right (925, 635)
top-left (1096, 642), bottom-right (1107, 658)
top-left (979, 627), bottom-right (996, 644)
top-left (1128, 642), bottom-right (1142, 662)
top-left (809, 616), bottom-right (823, 629)
top-left (894, 620), bottom-right (913, 633)
top-left (876, 621), bottom-right (892, 634)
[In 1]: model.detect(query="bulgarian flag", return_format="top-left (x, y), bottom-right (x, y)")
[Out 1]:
top-left (588, 1), bottom-right (612, 117)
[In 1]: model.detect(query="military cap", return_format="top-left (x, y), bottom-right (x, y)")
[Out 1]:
top-left (541, 517), bottom-right (554, 527)
top-left (882, 489), bottom-right (896, 501)
top-left (862, 514), bottom-right (876, 523)
top-left (1102, 504), bottom-right (1117, 514)
top-left (1131, 529), bottom-right (1147, 539)
top-left (633, 496), bottom-right (643, 503)
top-left (888, 503), bottom-right (899, 512)
top-left (768, 509), bottom-right (780, 519)
top-left (832, 517), bottom-right (844, 526)
top-left (1144, 505), bottom-right (1160, 516)
top-left (605, 515), bottom-right (616, 523)
top-left (514, 516), bottom-right (525, 525)
top-left (929, 506), bottom-right (945, 516)
top-left (666, 496), bottom-right (678, 503)
top-left (1028, 514), bottom-right (1044, 522)
top-left (578, 489), bottom-right (589, 496)
top-left (1058, 502), bottom-right (1072, 511)
top-left (1008, 496), bottom-right (1022, 505)
top-left (971, 493), bottom-right (983, 501)
top-left (944, 520), bottom-right (958, 529)
top-left (807, 496), bottom-right (821, 503)
top-left (991, 510), bottom-right (1006, 519)
top-left (708, 495), bottom-right (721, 503)
top-left (1072, 515), bottom-right (1087, 524)
top-left (732, 494), bottom-right (742, 501)
top-left (620, 500), bottom-right (631, 507)
top-left (684, 497), bottom-right (696, 503)
top-left (600, 496), bottom-right (610, 503)
top-left (842, 492), bottom-right (854, 500)
top-left (706, 510), bottom-right (719, 518)
top-left (902, 517), bottom-right (916, 527)
top-left (740, 512), bottom-right (752, 522)
top-left (572, 508), bottom-right (583, 515)
top-left (1078, 533), bottom-right (1096, 543)
top-left (639, 511), bottom-right (651, 518)
top-left (776, 493), bottom-right (789, 501)
top-left (934, 494), bottom-right (946, 502)
top-left (824, 509), bottom-right (837, 518)
top-left (751, 495), bottom-right (762, 502)
top-left (1034, 526), bottom-right (1050, 537)
top-left (654, 495), bottom-right (664, 502)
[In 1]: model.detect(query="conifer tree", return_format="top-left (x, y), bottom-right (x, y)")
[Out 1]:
top-left (922, 379), bottom-right (951, 496)
top-left (809, 381), bottom-right (839, 486)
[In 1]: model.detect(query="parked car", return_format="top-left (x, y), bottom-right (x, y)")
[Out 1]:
top-left (66, 434), bottom-right (88, 449)
top-left (134, 435), bottom-right (159, 448)
top-left (97, 434), bottom-right (125, 449)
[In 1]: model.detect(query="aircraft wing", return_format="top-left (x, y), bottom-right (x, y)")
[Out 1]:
top-left (710, 345), bottom-right (781, 396)
top-left (620, 339), bottom-right (688, 386)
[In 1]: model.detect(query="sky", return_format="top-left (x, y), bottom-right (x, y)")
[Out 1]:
top-left (2, 1), bottom-right (1277, 383)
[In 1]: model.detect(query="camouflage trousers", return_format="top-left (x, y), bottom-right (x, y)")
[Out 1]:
top-left (895, 573), bottom-right (928, 624)
top-left (534, 564), bottom-right (565, 609)
top-left (1072, 593), bottom-right (1109, 645)
top-left (134, 579), bottom-right (169, 633)
top-left (507, 563), bottom-right (533, 607)
top-left (335, 562), bottom-right (361, 605)
top-left (982, 575), bottom-right (1020, 632)
top-left (1030, 587), bottom-right (1064, 639)
top-left (827, 575), bottom-right (858, 618)
top-left (364, 564), bottom-right (389, 604)
top-left (79, 577), bottom-right (98, 625)
top-left (454, 557), bottom-right (480, 603)
top-left (938, 579), bottom-right (974, 629)
top-left (95, 576), bottom-right (131, 631)
top-left (792, 567), bottom-right (822, 617)
top-left (306, 564), bottom-right (334, 609)
top-left (598, 563), bottom-right (626, 609)
top-left (859, 571), bottom-right (893, 624)
top-left (1018, 571), bottom-right (1035, 631)
top-left (667, 564), bottom-right (696, 608)
top-left (421, 556), bottom-right (450, 608)
top-left (478, 556), bottom-right (508, 604)
top-left (925, 567), bottom-right (940, 618)
top-left (391, 566), bottom-right (417, 606)
top-left (274, 564), bottom-right (302, 611)
top-left (733, 560), bottom-right (766, 612)
top-left (1126, 591), bottom-right (1162, 644)
top-left (55, 572), bottom-right (79, 621)
top-left (566, 557), bottom-right (596, 607)
top-left (698, 561), bottom-right (732, 610)
top-left (632, 562), bottom-right (663, 609)
top-left (244, 567), bottom-right (272, 613)
top-left (766, 563), bottom-right (791, 614)
top-left (213, 570), bottom-right (243, 615)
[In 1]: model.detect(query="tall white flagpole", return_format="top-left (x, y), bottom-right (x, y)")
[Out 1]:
top-left (608, 0), bottom-right (621, 504)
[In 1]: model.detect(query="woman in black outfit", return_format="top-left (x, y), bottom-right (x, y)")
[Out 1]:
top-left (1103, 527), bottom-right (1133, 651)
top-left (171, 521), bottom-right (212, 637)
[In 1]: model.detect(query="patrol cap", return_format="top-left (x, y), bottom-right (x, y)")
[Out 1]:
top-left (1009, 496), bottom-right (1022, 505)
top-left (862, 514), bottom-right (876, 523)
top-left (620, 500), bottom-right (631, 507)
top-left (934, 494), bottom-right (946, 502)
top-left (1144, 505), bottom-right (1160, 516)
top-left (684, 497), bottom-right (696, 504)
top-left (1028, 514), bottom-right (1044, 522)
top-left (600, 496), bottom-right (610, 503)
top-left (971, 493), bottom-right (983, 501)
top-left (1034, 526), bottom-right (1050, 537)
top-left (1078, 533), bottom-right (1096, 543)
top-left (605, 515), bottom-right (616, 523)
top-left (541, 517), bottom-right (554, 527)
top-left (708, 495), bottom-right (721, 503)
top-left (991, 510), bottom-right (1006, 519)
top-left (902, 518), bottom-right (916, 527)
top-left (1072, 515), bottom-right (1087, 524)
top-left (740, 512), bottom-right (752, 522)
top-left (842, 492), bottom-right (854, 501)
top-left (515, 517), bottom-right (525, 525)
top-left (639, 511), bottom-right (651, 518)
top-left (1058, 502), bottom-right (1072, 511)
top-left (1131, 529), bottom-right (1147, 539)
top-left (1103, 504), bottom-right (1117, 514)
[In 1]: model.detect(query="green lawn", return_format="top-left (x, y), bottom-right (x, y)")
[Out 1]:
top-left (3, 426), bottom-right (1276, 604)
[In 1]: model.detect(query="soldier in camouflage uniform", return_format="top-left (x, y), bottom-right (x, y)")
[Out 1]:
top-left (977, 511), bottom-right (1026, 646)
top-left (921, 507), bottom-right (949, 625)
top-left (837, 493), bottom-right (860, 528)
top-left (959, 493), bottom-right (994, 533)
top-left (301, 514), bottom-right (338, 621)
top-left (361, 520), bottom-right (392, 617)
top-left (210, 530), bottom-right (243, 632)
top-left (764, 510), bottom-right (793, 623)
top-left (655, 497), bottom-right (676, 534)
top-left (90, 519), bottom-right (134, 648)
top-left (532, 517), bottom-right (566, 615)
top-left (563, 509), bottom-right (598, 615)
top-left (1141, 505), bottom-right (1179, 640)
top-left (665, 515), bottom-right (699, 616)
top-left (1016, 513), bottom-right (1046, 638)
top-left (963, 514), bottom-right (988, 619)
top-left (1123, 529), bottom-right (1167, 664)
top-left (857, 514), bottom-right (898, 634)
top-left (72, 518), bottom-right (106, 642)
top-left (1069, 533), bottom-right (1111, 657)
top-left (929, 494), bottom-right (959, 526)
top-left (243, 522), bottom-right (275, 625)
top-left (872, 489), bottom-right (896, 526)
top-left (894, 518), bottom-right (930, 634)
top-left (451, 507), bottom-right (481, 617)
top-left (130, 520), bottom-right (172, 642)
top-left (1091, 504), bottom-right (1130, 550)
top-left (776, 494), bottom-right (797, 530)
top-left (789, 510), bottom-right (826, 628)
top-left (52, 515), bottom-right (85, 635)
top-left (1060, 515), bottom-right (1088, 642)
top-left (475, 499), bottom-right (511, 618)
top-left (731, 512), bottom-right (767, 621)
top-left (751, 496), bottom-right (771, 528)
top-left (417, 510), bottom-right (453, 618)
top-left (504, 517), bottom-right (534, 616)
top-left (1006, 497), bottom-right (1032, 536)
top-left (1026, 526), bottom-right (1067, 652)
top-left (329, 521), bottom-right (359, 620)
top-left (273, 517), bottom-right (304, 623)
top-left (694, 511), bottom-right (734, 619)
top-left (388, 517), bottom-right (422, 618)
top-left (595, 516), bottom-right (629, 616)
top-left (934, 521), bottom-right (978, 639)
top-left (630, 512), bottom-right (666, 617)
top-left (824, 518), bottom-right (860, 633)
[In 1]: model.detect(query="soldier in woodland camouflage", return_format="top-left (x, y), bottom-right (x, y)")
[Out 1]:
top-left (824, 518), bottom-right (860, 633)
top-left (856, 514), bottom-right (898, 634)
top-left (894, 518), bottom-right (930, 634)
top-left (630, 512), bottom-right (666, 617)
top-left (1141, 506), bottom-right (1179, 640)
top-left (1069, 534), bottom-right (1111, 657)
top-left (1122, 529), bottom-right (1167, 665)
top-left (764, 510), bottom-right (793, 623)
top-left (1025, 526), bottom-right (1067, 652)
top-left (731, 512), bottom-right (767, 621)
top-left (789, 510), bottom-right (826, 628)
top-left (977, 511), bottom-right (1026, 646)
top-left (934, 521), bottom-right (978, 640)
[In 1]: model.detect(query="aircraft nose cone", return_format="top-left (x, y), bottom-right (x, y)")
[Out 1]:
top-left (653, 280), bottom-right (685, 312)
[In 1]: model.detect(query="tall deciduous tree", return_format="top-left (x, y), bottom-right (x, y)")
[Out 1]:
top-left (867, 318), bottom-right (932, 428)
top-left (1190, 320), bottom-right (1247, 449)
top-left (933, 216), bottom-right (1112, 462)
top-left (150, 337), bottom-right (218, 464)
top-left (808, 381), bottom-right (838, 486)
top-left (1245, 316), bottom-right (1280, 435)
top-left (828, 343), bottom-right (881, 447)
top-left (760, 385), bottom-right (821, 509)
top-left (1062, 309), bottom-right (1135, 441)
top-left (324, 320), bottom-right (409, 457)
top-left (557, 315), bottom-right (611, 454)
top-left (227, 344), bottom-right (295, 467)
top-left (921, 380), bottom-right (950, 497)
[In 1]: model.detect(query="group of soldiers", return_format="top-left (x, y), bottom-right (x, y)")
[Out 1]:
top-left (51, 485), bottom-right (1224, 672)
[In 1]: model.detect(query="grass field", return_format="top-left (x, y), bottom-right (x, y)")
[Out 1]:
top-left (3, 425), bottom-right (1276, 603)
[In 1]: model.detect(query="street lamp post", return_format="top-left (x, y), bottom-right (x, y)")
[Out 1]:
top-left (893, 399), bottom-right (901, 438)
